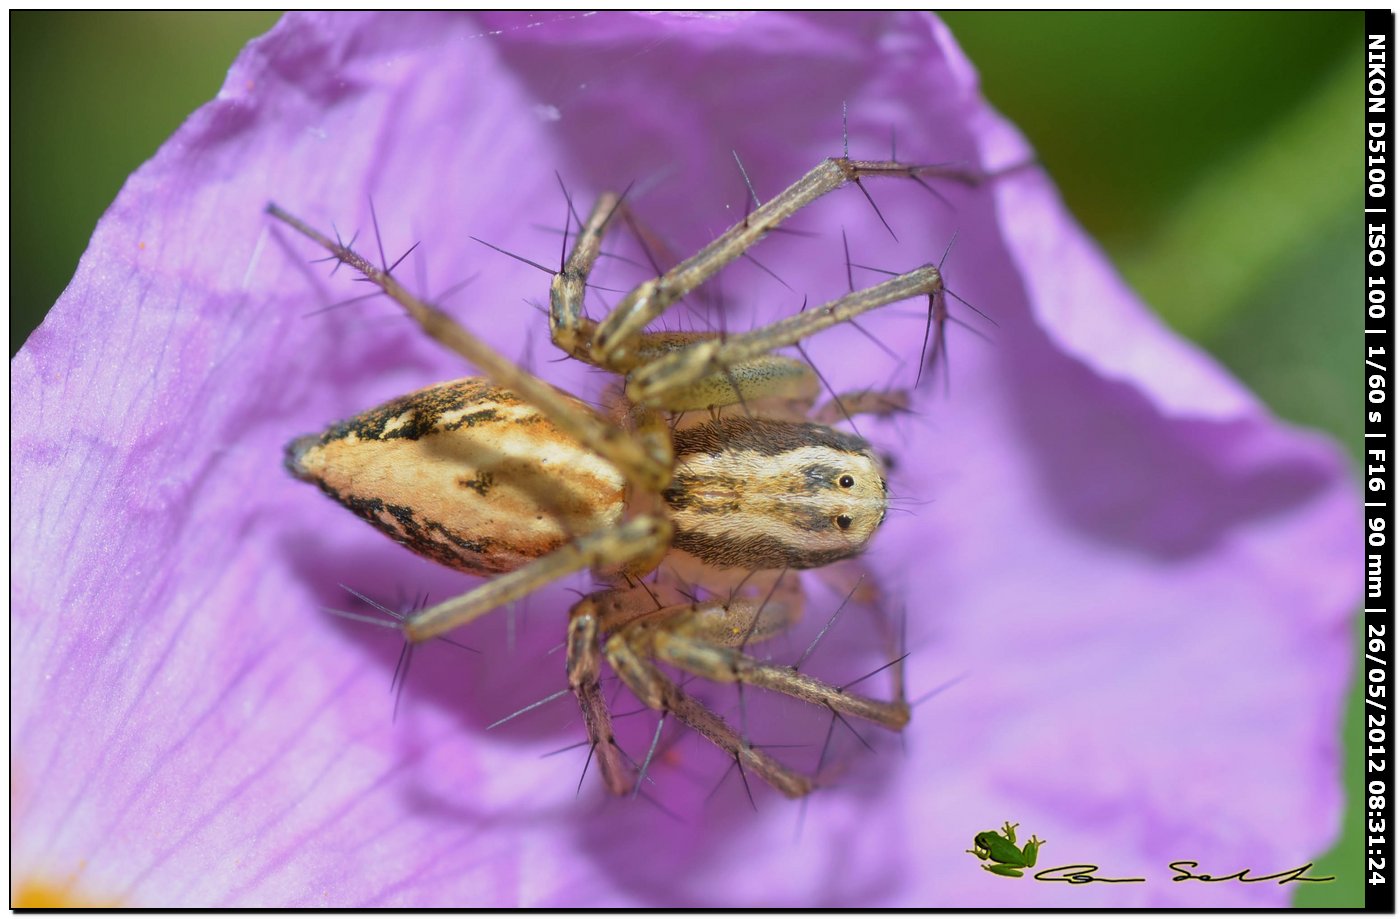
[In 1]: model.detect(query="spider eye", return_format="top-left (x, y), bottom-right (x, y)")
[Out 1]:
top-left (838, 474), bottom-right (855, 488)
top-left (836, 515), bottom-right (853, 530)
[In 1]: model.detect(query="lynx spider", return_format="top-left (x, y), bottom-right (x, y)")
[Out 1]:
top-left (270, 152), bottom-right (974, 799)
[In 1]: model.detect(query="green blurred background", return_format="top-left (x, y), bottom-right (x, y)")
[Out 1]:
top-left (10, 11), bottom-right (1364, 907)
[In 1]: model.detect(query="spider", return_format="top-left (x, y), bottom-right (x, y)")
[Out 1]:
top-left (269, 153), bottom-right (972, 798)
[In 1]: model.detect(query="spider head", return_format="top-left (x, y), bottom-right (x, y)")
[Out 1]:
top-left (825, 451), bottom-right (889, 550)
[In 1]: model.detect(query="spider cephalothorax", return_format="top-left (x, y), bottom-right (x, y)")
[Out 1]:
top-left (663, 416), bottom-right (888, 569)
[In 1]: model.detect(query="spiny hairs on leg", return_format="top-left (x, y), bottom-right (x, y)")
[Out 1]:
top-left (267, 202), bottom-right (673, 492)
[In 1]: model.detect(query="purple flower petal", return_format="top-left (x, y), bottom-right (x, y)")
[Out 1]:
top-left (12, 12), bottom-right (1358, 907)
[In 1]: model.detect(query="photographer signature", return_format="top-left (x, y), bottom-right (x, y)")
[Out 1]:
top-left (966, 822), bottom-right (1334, 885)
top-left (1033, 861), bottom-right (1335, 885)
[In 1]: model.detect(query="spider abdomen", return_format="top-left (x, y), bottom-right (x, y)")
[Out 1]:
top-left (286, 377), bottom-right (627, 575)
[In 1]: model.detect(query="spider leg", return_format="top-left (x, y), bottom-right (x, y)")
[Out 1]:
top-left (566, 595), bottom-right (634, 795)
top-left (548, 192), bottom-right (615, 365)
top-left (266, 203), bottom-right (673, 492)
top-left (641, 628), bottom-right (909, 731)
top-left (812, 388), bottom-right (910, 426)
top-left (626, 266), bottom-right (944, 407)
top-left (604, 630), bottom-right (813, 799)
top-left (548, 195), bottom-right (822, 415)
top-left (587, 157), bottom-right (977, 368)
top-left (550, 155), bottom-right (970, 410)
top-left (594, 577), bottom-right (905, 796)
top-left (613, 572), bottom-right (907, 731)
top-left (548, 194), bottom-right (705, 369)
top-left (402, 515), bottom-right (671, 642)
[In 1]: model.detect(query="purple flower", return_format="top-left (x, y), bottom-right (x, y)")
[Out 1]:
top-left (12, 12), bottom-right (1358, 907)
